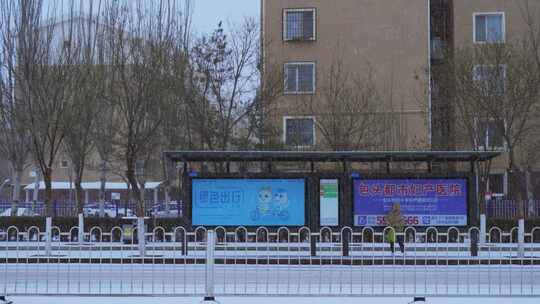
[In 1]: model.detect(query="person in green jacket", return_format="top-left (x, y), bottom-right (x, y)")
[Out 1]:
top-left (386, 203), bottom-right (405, 254)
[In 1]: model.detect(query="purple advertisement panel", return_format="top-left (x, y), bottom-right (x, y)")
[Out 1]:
top-left (353, 179), bottom-right (468, 226)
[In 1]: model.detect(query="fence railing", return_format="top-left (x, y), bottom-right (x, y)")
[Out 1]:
top-left (487, 199), bottom-right (540, 219)
top-left (2, 225), bottom-right (540, 298)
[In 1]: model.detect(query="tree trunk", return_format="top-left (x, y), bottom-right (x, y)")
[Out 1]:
top-left (477, 173), bottom-right (488, 218)
top-left (125, 153), bottom-right (144, 216)
top-left (525, 169), bottom-right (534, 218)
top-left (74, 176), bottom-right (84, 215)
top-left (10, 168), bottom-right (23, 216)
top-left (32, 169), bottom-right (39, 215)
top-left (164, 185), bottom-right (171, 213)
top-left (140, 182), bottom-right (146, 217)
top-left (99, 160), bottom-right (107, 218)
top-left (127, 168), bottom-right (145, 256)
top-left (513, 171), bottom-right (525, 220)
top-left (127, 172), bottom-right (143, 217)
top-left (507, 149), bottom-right (525, 220)
top-left (43, 168), bottom-right (53, 218)
top-left (162, 159), bottom-right (175, 215)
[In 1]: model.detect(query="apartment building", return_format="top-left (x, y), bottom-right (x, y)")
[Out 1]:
top-left (443, 0), bottom-right (540, 198)
top-left (261, 0), bottom-right (540, 199)
top-left (262, 0), bottom-right (431, 152)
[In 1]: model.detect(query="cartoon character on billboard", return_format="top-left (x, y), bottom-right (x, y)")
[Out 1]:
top-left (274, 188), bottom-right (290, 220)
top-left (251, 186), bottom-right (272, 221)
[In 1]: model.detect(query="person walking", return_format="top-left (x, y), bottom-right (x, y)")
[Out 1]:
top-left (386, 203), bottom-right (405, 254)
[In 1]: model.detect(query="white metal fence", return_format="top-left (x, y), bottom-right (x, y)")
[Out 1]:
top-left (1, 225), bottom-right (540, 297)
top-left (487, 199), bottom-right (540, 219)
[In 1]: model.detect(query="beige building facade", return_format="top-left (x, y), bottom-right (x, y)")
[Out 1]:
top-left (262, 0), bottom-right (540, 199)
top-left (262, 0), bottom-right (431, 151)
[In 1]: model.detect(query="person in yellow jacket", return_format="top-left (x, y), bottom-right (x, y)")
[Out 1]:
top-left (386, 203), bottom-right (405, 254)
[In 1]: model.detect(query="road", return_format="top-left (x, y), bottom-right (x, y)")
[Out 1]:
top-left (2, 263), bottom-right (539, 296)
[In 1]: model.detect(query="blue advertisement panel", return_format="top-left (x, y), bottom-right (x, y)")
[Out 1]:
top-left (353, 179), bottom-right (468, 226)
top-left (192, 179), bottom-right (305, 226)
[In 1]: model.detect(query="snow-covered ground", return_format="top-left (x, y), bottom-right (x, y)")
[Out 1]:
top-left (2, 264), bottom-right (539, 296)
top-left (3, 241), bottom-right (540, 301)
top-left (7, 296), bottom-right (540, 304)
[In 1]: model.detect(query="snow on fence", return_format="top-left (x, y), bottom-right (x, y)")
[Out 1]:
top-left (1, 226), bottom-right (540, 298)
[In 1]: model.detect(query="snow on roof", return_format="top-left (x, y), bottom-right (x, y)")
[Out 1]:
top-left (24, 181), bottom-right (162, 191)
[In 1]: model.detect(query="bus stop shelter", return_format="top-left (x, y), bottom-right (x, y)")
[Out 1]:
top-left (164, 150), bottom-right (500, 229)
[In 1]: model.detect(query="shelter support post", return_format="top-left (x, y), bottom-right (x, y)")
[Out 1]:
top-left (310, 234), bottom-right (317, 257)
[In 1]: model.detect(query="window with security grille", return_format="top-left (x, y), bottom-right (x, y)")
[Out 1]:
top-left (285, 117), bottom-right (315, 146)
top-left (475, 118), bottom-right (505, 150)
top-left (473, 65), bottom-right (506, 95)
top-left (474, 13), bottom-right (504, 43)
top-left (284, 9), bottom-right (316, 41)
top-left (284, 62), bottom-right (315, 94)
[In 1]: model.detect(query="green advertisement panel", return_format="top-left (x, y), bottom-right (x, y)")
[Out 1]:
top-left (320, 179), bottom-right (339, 226)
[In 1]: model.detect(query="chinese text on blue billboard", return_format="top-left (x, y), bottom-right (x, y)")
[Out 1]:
top-left (353, 179), bottom-right (468, 226)
top-left (192, 179), bottom-right (305, 226)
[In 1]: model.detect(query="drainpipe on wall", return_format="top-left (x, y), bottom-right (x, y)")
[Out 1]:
top-left (427, 0), bottom-right (433, 149)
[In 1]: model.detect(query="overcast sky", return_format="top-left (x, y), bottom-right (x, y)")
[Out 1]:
top-left (46, 0), bottom-right (260, 35)
top-left (191, 0), bottom-right (260, 34)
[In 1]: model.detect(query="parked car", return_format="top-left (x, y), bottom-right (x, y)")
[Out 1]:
top-left (0, 207), bottom-right (40, 217)
top-left (83, 203), bottom-right (134, 218)
top-left (151, 201), bottom-right (181, 218)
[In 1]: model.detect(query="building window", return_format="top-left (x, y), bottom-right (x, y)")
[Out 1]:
top-left (284, 117), bottom-right (315, 146)
top-left (488, 172), bottom-right (507, 197)
top-left (60, 160), bottom-right (69, 168)
top-left (473, 65), bottom-right (506, 95)
top-left (283, 8), bottom-right (316, 41)
top-left (474, 13), bottom-right (505, 43)
top-left (475, 118), bottom-right (505, 150)
top-left (284, 62), bottom-right (315, 94)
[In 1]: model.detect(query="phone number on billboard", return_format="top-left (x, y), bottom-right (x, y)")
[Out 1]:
top-left (355, 215), bottom-right (467, 226)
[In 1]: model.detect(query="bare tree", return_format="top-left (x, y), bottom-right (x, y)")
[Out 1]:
top-left (0, 2), bottom-right (31, 215)
top-left (1, 0), bottom-right (82, 217)
top-left (520, 0), bottom-right (540, 72)
top-left (189, 19), bottom-right (263, 153)
top-left (157, 0), bottom-right (194, 215)
top-left (101, 0), bottom-right (190, 220)
top-left (63, 6), bottom-right (109, 215)
top-left (450, 43), bottom-right (540, 216)
top-left (299, 56), bottom-right (383, 151)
